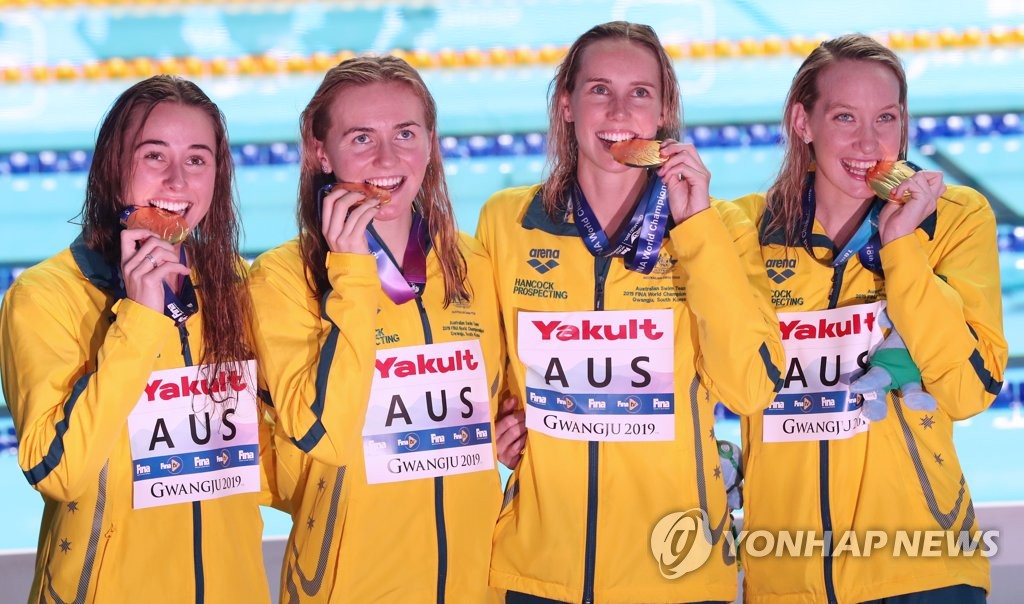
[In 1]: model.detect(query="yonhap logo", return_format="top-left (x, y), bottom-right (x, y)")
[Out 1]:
top-left (650, 508), bottom-right (714, 579)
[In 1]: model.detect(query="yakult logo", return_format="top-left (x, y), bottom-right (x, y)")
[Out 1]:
top-left (375, 348), bottom-right (478, 378)
top-left (145, 371), bottom-right (248, 402)
top-left (780, 312), bottom-right (876, 341)
top-left (531, 318), bottom-right (665, 342)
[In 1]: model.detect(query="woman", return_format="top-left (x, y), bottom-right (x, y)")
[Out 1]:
top-left (249, 56), bottom-right (505, 602)
top-left (476, 21), bottom-right (784, 603)
top-left (734, 34), bottom-right (1007, 603)
top-left (0, 76), bottom-right (272, 602)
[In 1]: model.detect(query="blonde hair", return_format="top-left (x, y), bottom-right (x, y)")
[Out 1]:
top-left (764, 34), bottom-right (908, 245)
top-left (542, 21), bottom-right (682, 219)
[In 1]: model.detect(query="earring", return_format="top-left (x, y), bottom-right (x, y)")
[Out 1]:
top-left (321, 164), bottom-right (330, 174)
top-left (803, 137), bottom-right (812, 144)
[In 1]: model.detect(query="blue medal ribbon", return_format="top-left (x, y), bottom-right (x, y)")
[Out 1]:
top-left (162, 247), bottom-right (198, 326)
top-left (569, 174), bottom-right (671, 274)
top-left (800, 171), bottom-right (884, 274)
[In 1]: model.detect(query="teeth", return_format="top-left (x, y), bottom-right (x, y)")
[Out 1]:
top-left (365, 176), bottom-right (402, 189)
top-left (597, 131), bottom-right (637, 143)
top-left (149, 199), bottom-right (189, 213)
top-left (843, 159), bottom-right (877, 171)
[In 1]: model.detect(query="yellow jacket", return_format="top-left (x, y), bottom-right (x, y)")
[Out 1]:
top-left (734, 185), bottom-right (1007, 603)
top-left (249, 235), bottom-right (505, 603)
top-left (0, 236), bottom-right (273, 604)
top-left (476, 185), bottom-right (784, 603)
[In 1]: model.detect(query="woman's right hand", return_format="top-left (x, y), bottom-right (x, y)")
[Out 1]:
top-left (320, 185), bottom-right (380, 254)
top-left (495, 396), bottom-right (527, 469)
top-left (120, 229), bottom-right (191, 313)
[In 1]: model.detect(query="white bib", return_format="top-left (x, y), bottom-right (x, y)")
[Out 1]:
top-left (518, 309), bottom-right (676, 442)
top-left (765, 302), bottom-right (886, 443)
top-left (127, 360), bottom-right (260, 509)
top-left (362, 340), bottom-right (494, 484)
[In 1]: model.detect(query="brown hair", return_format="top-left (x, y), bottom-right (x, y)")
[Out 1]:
top-left (764, 33), bottom-right (909, 245)
top-left (82, 75), bottom-right (253, 368)
top-left (542, 21), bottom-right (682, 219)
top-left (297, 55), bottom-right (469, 306)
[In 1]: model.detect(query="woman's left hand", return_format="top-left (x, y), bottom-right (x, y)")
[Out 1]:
top-left (878, 169), bottom-right (945, 245)
top-left (657, 139), bottom-right (711, 223)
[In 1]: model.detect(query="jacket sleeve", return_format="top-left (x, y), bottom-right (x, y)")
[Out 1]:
top-left (0, 279), bottom-right (173, 501)
top-left (248, 247), bottom-right (380, 466)
top-left (669, 200), bottom-right (785, 415)
top-left (475, 194), bottom-right (517, 415)
top-left (880, 188), bottom-right (1007, 420)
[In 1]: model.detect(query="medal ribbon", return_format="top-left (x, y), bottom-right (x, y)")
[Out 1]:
top-left (569, 174), bottom-right (671, 274)
top-left (161, 247), bottom-right (198, 326)
top-left (800, 171), bottom-right (884, 274)
top-left (365, 212), bottom-right (429, 304)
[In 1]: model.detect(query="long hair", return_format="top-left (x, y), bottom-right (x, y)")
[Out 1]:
top-left (542, 21), bottom-right (682, 219)
top-left (297, 55), bottom-right (468, 306)
top-left (764, 34), bottom-right (909, 245)
top-left (82, 75), bottom-right (253, 368)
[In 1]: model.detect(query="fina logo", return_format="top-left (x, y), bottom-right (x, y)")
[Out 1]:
top-left (765, 258), bottom-right (797, 283)
top-left (216, 450), bottom-right (230, 467)
top-left (402, 434), bottom-right (420, 451)
top-left (527, 248), bottom-right (560, 274)
top-left (650, 508), bottom-right (714, 579)
top-left (167, 456), bottom-right (182, 475)
top-left (625, 396), bottom-right (642, 414)
top-left (800, 396), bottom-right (814, 413)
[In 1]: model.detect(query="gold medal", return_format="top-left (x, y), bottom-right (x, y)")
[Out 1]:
top-left (610, 138), bottom-right (665, 167)
top-left (866, 160), bottom-right (917, 204)
top-left (120, 206), bottom-right (190, 244)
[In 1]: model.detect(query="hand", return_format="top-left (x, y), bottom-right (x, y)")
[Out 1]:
top-left (320, 185), bottom-right (381, 254)
top-left (656, 140), bottom-right (711, 223)
top-left (120, 229), bottom-right (191, 313)
top-left (878, 169), bottom-right (945, 245)
top-left (494, 396), bottom-right (526, 469)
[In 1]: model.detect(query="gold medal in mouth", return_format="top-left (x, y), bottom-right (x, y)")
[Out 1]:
top-left (866, 160), bottom-right (917, 204)
top-left (610, 138), bottom-right (666, 168)
top-left (121, 206), bottom-right (190, 243)
top-left (336, 181), bottom-right (392, 205)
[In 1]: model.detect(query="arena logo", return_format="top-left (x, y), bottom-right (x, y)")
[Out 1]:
top-left (766, 258), bottom-right (797, 284)
top-left (526, 248), bottom-right (560, 274)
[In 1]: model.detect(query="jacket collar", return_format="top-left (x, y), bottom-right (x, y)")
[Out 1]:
top-left (70, 234), bottom-right (126, 297)
top-left (521, 189), bottom-right (580, 237)
top-left (758, 195), bottom-right (937, 249)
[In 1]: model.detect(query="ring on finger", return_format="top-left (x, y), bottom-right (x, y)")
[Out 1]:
top-left (144, 253), bottom-right (158, 268)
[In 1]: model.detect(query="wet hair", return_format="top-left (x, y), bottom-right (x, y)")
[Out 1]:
top-left (82, 74), bottom-right (253, 368)
top-left (764, 33), bottom-right (909, 245)
top-left (297, 55), bottom-right (469, 306)
top-left (542, 21), bottom-right (682, 219)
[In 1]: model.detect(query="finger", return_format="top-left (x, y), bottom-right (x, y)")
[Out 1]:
top-left (339, 199), bottom-right (380, 240)
top-left (498, 396), bottom-right (519, 416)
top-left (495, 409), bottom-right (525, 439)
top-left (120, 228), bottom-right (157, 263)
top-left (323, 190), bottom-right (371, 240)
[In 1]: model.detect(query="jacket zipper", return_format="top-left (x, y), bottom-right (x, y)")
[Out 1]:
top-left (178, 324), bottom-right (206, 604)
top-left (414, 297), bottom-right (448, 604)
top-left (820, 262), bottom-right (846, 604)
top-left (582, 257), bottom-right (610, 604)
